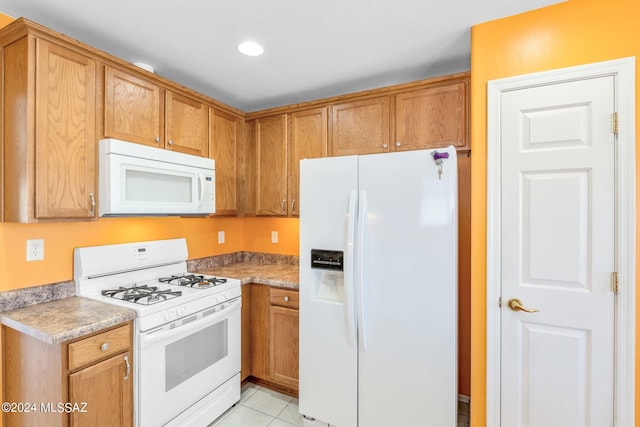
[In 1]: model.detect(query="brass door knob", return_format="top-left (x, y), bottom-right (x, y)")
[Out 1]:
top-left (507, 298), bottom-right (539, 313)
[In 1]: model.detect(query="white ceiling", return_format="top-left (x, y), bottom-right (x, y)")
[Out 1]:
top-left (1, 0), bottom-right (564, 112)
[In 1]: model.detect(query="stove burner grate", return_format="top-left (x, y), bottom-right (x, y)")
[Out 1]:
top-left (159, 274), bottom-right (227, 288)
top-left (101, 284), bottom-right (182, 305)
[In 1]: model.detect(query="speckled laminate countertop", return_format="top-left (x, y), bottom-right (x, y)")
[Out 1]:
top-left (0, 297), bottom-right (136, 344)
top-left (196, 261), bottom-right (299, 289)
top-left (0, 253), bottom-right (297, 345)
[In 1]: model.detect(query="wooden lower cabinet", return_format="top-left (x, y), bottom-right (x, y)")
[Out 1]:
top-left (269, 288), bottom-right (299, 390)
top-left (243, 284), bottom-right (299, 395)
top-left (2, 322), bottom-right (133, 427)
top-left (68, 350), bottom-right (133, 427)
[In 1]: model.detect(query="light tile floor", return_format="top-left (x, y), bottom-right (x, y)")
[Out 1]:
top-left (209, 383), bottom-right (303, 427)
top-left (210, 382), bottom-right (470, 427)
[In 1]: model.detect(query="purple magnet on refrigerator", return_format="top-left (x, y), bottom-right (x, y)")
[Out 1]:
top-left (431, 150), bottom-right (448, 180)
top-left (432, 151), bottom-right (449, 161)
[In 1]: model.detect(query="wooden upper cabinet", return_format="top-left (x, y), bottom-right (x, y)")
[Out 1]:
top-left (289, 107), bottom-right (327, 216)
top-left (330, 96), bottom-right (390, 156)
top-left (210, 108), bottom-right (240, 215)
top-left (166, 91), bottom-right (208, 157)
top-left (394, 79), bottom-right (469, 151)
top-left (255, 114), bottom-right (288, 215)
top-left (104, 67), bottom-right (163, 147)
top-left (2, 36), bottom-right (97, 223)
top-left (104, 67), bottom-right (209, 157)
top-left (35, 40), bottom-right (98, 219)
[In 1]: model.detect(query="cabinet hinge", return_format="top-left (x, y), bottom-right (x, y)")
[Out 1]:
top-left (612, 112), bottom-right (619, 135)
top-left (612, 272), bottom-right (619, 294)
top-left (498, 297), bottom-right (502, 308)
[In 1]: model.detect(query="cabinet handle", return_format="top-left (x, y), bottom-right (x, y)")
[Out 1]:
top-left (123, 355), bottom-right (130, 380)
top-left (291, 199), bottom-right (296, 213)
top-left (89, 192), bottom-right (96, 215)
top-left (382, 143), bottom-right (388, 149)
top-left (281, 199), bottom-right (286, 213)
top-left (168, 139), bottom-right (174, 146)
top-left (284, 296), bottom-right (289, 302)
top-left (395, 141), bottom-right (401, 147)
top-left (100, 342), bottom-right (109, 351)
top-left (155, 137), bottom-right (161, 143)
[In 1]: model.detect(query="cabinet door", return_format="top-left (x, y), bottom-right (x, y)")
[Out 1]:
top-left (269, 305), bottom-right (299, 390)
top-left (330, 96), bottom-right (390, 156)
top-left (210, 109), bottom-right (239, 215)
top-left (255, 114), bottom-right (288, 215)
top-left (395, 81), bottom-right (468, 151)
top-left (35, 40), bottom-right (97, 219)
top-left (250, 284), bottom-right (271, 380)
top-left (166, 91), bottom-right (209, 157)
top-left (289, 107), bottom-right (327, 216)
top-left (69, 350), bottom-right (133, 427)
top-left (104, 67), bottom-right (162, 147)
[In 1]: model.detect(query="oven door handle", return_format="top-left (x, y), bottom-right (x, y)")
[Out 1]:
top-left (139, 299), bottom-right (240, 348)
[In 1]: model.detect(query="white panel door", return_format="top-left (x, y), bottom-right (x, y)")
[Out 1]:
top-left (500, 76), bottom-right (615, 426)
top-left (357, 148), bottom-right (458, 427)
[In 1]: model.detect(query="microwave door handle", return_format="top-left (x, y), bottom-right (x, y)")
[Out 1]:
top-left (197, 172), bottom-right (205, 208)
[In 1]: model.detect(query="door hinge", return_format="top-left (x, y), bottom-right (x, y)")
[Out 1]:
top-left (612, 272), bottom-right (619, 294)
top-left (612, 112), bottom-right (619, 135)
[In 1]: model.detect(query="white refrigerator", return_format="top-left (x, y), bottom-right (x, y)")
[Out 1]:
top-left (299, 147), bottom-right (458, 427)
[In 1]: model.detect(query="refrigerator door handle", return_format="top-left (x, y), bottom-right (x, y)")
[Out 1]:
top-left (356, 190), bottom-right (367, 351)
top-left (344, 190), bottom-right (358, 348)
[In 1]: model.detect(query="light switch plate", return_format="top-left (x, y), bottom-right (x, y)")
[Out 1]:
top-left (218, 231), bottom-right (225, 244)
top-left (271, 231), bottom-right (278, 244)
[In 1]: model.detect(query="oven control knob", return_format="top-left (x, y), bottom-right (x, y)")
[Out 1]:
top-left (225, 291), bottom-right (233, 299)
top-left (217, 295), bottom-right (225, 302)
top-left (176, 306), bottom-right (185, 317)
top-left (164, 310), bottom-right (174, 321)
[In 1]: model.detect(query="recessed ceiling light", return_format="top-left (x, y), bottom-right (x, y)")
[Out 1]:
top-left (238, 41), bottom-right (264, 57)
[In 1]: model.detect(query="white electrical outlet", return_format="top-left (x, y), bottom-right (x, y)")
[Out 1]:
top-left (218, 231), bottom-right (225, 244)
top-left (26, 239), bottom-right (45, 261)
top-left (271, 231), bottom-right (279, 244)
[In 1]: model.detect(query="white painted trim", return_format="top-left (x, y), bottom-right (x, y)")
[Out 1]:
top-left (486, 57), bottom-right (636, 427)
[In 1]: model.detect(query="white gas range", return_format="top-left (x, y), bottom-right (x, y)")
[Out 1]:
top-left (74, 238), bottom-right (241, 427)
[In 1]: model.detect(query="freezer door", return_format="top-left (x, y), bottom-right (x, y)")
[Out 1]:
top-left (357, 147), bottom-right (458, 426)
top-left (299, 155), bottom-right (358, 427)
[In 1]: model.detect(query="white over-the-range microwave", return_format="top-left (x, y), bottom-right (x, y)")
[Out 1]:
top-left (98, 138), bottom-right (215, 216)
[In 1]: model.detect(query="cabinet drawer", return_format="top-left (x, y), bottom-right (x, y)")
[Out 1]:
top-left (270, 288), bottom-right (299, 310)
top-left (68, 324), bottom-right (131, 371)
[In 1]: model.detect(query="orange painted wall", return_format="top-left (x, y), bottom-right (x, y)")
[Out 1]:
top-left (243, 217), bottom-right (300, 256)
top-left (0, 216), bottom-right (299, 291)
top-left (470, 0), bottom-right (639, 425)
top-left (0, 217), bottom-right (246, 290)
